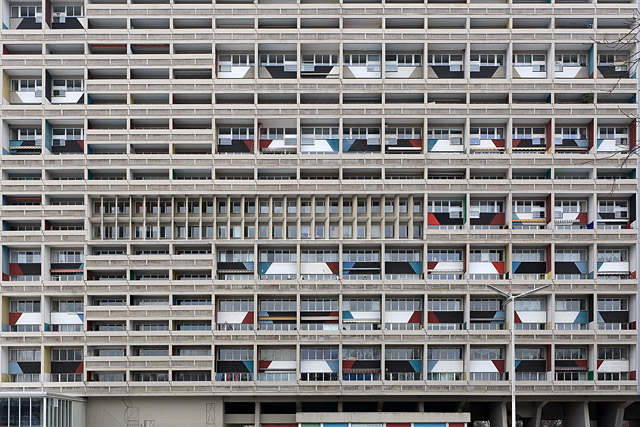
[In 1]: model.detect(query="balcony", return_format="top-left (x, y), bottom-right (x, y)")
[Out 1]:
top-left (470, 201), bottom-right (505, 229)
top-left (427, 128), bottom-right (464, 154)
top-left (555, 53), bottom-right (590, 79)
top-left (384, 298), bottom-right (422, 330)
top-left (300, 127), bottom-right (339, 155)
top-left (216, 53), bottom-right (255, 79)
top-left (258, 347), bottom-right (296, 381)
top-left (428, 299), bottom-right (463, 330)
top-left (342, 347), bottom-right (381, 381)
top-left (343, 53), bottom-right (381, 79)
top-left (597, 54), bottom-right (630, 79)
top-left (597, 298), bottom-right (632, 330)
top-left (342, 127), bottom-right (381, 154)
top-left (512, 54), bottom-right (547, 79)
top-left (596, 250), bottom-right (632, 280)
top-left (555, 250), bottom-right (589, 280)
top-left (8, 78), bottom-right (42, 104)
top-left (300, 299), bottom-right (339, 331)
top-left (259, 53), bottom-right (297, 79)
top-left (427, 202), bottom-right (464, 229)
top-left (342, 298), bottom-right (381, 331)
top-left (512, 250), bottom-right (548, 281)
top-left (385, 53), bottom-right (423, 79)
top-left (49, 78), bottom-right (84, 104)
top-left (385, 127), bottom-right (422, 154)
top-left (301, 54), bottom-right (339, 79)
top-left (427, 53), bottom-right (463, 79)
top-left (470, 53), bottom-right (505, 79)
top-left (384, 250), bottom-right (422, 280)
top-left (300, 347), bottom-right (338, 381)
top-left (9, 138), bottom-right (42, 155)
top-left (597, 199), bottom-right (632, 229)
top-left (258, 250), bottom-right (297, 280)
top-left (554, 126), bottom-right (590, 153)
top-left (300, 251), bottom-right (339, 280)
top-left (216, 300), bottom-right (254, 331)
top-left (512, 127), bottom-right (548, 154)
top-left (50, 4), bottom-right (84, 29)
top-left (5, 3), bottom-right (42, 29)
top-left (469, 127), bottom-right (505, 154)
top-left (554, 201), bottom-right (589, 229)
top-left (342, 249), bottom-right (380, 280)
top-left (469, 250), bottom-right (506, 280)
top-left (259, 127), bottom-right (298, 154)
top-left (597, 126), bottom-right (630, 153)
top-left (51, 128), bottom-right (84, 155)
top-left (258, 299), bottom-right (296, 331)
top-left (385, 347), bottom-right (422, 380)
top-left (217, 127), bottom-right (254, 154)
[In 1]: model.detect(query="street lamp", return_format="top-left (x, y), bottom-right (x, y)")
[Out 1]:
top-left (486, 284), bottom-right (550, 427)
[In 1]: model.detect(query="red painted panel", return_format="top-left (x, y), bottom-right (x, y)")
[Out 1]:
top-left (342, 360), bottom-right (355, 369)
top-left (491, 262), bottom-right (505, 274)
top-left (427, 311), bottom-right (439, 323)
top-left (8, 312), bottom-right (22, 325)
top-left (490, 213), bottom-right (506, 225)
top-left (258, 361), bottom-right (271, 370)
top-left (427, 213), bottom-right (439, 225)
top-left (326, 262), bottom-right (340, 274)
top-left (408, 311), bottom-right (422, 323)
top-left (242, 312), bottom-right (254, 324)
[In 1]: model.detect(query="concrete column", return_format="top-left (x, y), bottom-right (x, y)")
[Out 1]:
top-left (597, 402), bottom-right (632, 427)
top-left (522, 401), bottom-right (546, 427)
top-left (564, 401), bottom-right (589, 427)
top-left (489, 401), bottom-right (507, 427)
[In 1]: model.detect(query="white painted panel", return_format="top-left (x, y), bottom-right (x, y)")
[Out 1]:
top-left (517, 311), bottom-right (546, 323)
top-left (597, 360), bottom-right (630, 372)
top-left (50, 312), bottom-right (82, 325)
top-left (265, 263), bottom-right (297, 275)
top-left (264, 361), bottom-right (296, 371)
top-left (217, 311), bottom-right (249, 324)
top-left (385, 311), bottom-right (416, 323)
top-left (469, 262), bottom-right (500, 274)
top-left (300, 360), bottom-right (334, 373)
top-left (598, 261), bottom-right (630, 273)
top-left (430, 360), bottom-right (463, 373)
top-left (301, 263), bottom-right (334, 275)
top-left (469, 360), bottom-right (499, 373)
top-left (15, 313), bottom-right (41, 324)
top-left (431, 261), bottom-right (464, 272)
top-left (555, 311), bottom-right (580, 324)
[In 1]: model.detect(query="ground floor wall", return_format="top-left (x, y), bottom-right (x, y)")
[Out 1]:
top-left (79, 395), bottom-right (640, 427)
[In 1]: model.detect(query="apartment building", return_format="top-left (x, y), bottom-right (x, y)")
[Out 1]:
top-left (0, 0), bottom-right (638, 424)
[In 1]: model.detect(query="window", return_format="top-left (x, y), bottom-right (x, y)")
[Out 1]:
top-left (428, 347), bottom-right (462, 360)
top-left (514, 298), bottom-right (545, 311)
top-left (52, 300), bottom-right (83, 312)
top-left (9, 250), bottom-right (41, 264)
top-left (11, 5), bottom-right (42, 17)
top-left (598, 347), bottom-right (628, 360)
top-left (51, 250), bottom-right (83, 263)
top-left (9, 300), bottom-right (40, 313)
top-left (10, 79), bottom-right (42, 94)
top-left (470, 348), bottom-right (503, 360)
